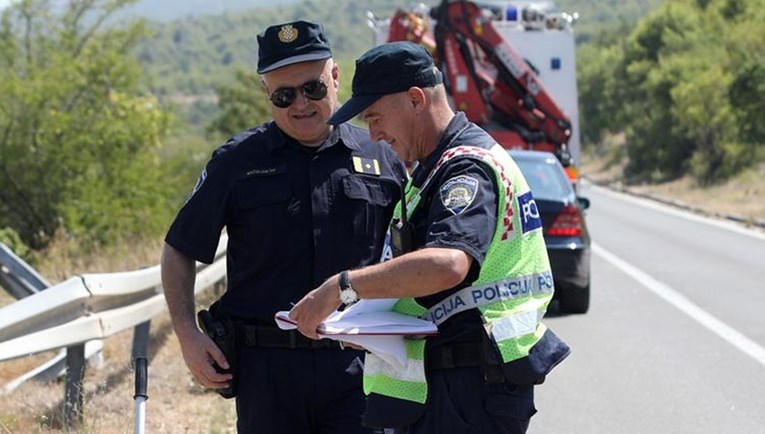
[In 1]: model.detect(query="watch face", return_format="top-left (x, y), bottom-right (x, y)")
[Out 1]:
top-left (340, 289), bottom-right (357, 305)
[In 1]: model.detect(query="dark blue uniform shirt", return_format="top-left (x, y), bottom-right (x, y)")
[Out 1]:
top-left (166, 121), bottom-right (406, 319)
top-left (408, 112), bottom-right (500, 347)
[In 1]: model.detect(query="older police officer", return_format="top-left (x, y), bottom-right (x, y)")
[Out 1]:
top-left (162, 22), bottom-right (406, 433)
top-left (290, 42), bottom-right (569, 434)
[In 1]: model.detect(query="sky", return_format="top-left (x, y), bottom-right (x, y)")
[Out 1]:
top-left (0, 0), bottom-right (16, 10)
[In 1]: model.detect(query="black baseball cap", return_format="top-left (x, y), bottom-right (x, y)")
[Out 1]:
top-left (257, 20), bottom-right (332, 74)
top-left (328, 41), bottom-right (442, 125)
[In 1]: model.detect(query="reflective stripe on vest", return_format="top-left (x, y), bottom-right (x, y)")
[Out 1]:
top-left (363, 339), bottom-right (427, 404)
top-left (362, 298), bottom-right (429, 404)
top-left (422, 271), bottom-right (554, 325)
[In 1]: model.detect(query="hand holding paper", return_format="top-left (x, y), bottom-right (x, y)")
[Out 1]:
top-left (287, 276), bottom-right (342, 339)
top-left (275, 299), bottom-right (437, 369)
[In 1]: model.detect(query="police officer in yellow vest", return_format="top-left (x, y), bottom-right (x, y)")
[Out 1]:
top-left (290, 41), bottom-right (570, 434)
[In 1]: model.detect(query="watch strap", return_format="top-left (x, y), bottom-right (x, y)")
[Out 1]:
top-left (339, 270), bottom-right (351, 291)
top-left (338, 270), bottom-right (358, 306)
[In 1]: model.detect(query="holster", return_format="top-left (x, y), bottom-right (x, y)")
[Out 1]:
top-left (197, 302), bottom-right (237, 399)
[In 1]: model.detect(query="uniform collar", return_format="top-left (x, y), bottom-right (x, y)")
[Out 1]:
top-left (413, 112), bottom-right (469, 183)
top-left (323, 122), bottom-right (363, 152)
top-left (269, 121), bottom-right (363, 154)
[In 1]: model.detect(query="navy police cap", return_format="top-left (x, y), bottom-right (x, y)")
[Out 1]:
top-left (328, 41), bottom-right (442, 125)
top-left (257, 20), bottom-right (332, 74)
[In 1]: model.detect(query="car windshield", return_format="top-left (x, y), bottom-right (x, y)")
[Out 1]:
top-left (512, 156), bottom-right (572, 200)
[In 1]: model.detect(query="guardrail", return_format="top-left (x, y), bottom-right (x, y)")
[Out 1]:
top-left (0, 235), bottom-right (228, 428)
top-left (0, 242), bottom-right (51, 299)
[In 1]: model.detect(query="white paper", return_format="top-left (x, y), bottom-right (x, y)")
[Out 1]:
top-left (274, 299), bottom-right (438, 369)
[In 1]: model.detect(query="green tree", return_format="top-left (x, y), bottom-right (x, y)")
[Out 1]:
top-left (729, 59), bottom-right (765, 145)
top-left (0, 0), bottom-right (173, 249)
top-left (578, 0), bottom-right (765, 183)
top-left (206, 68), bottom-right (271, 140)
top-left (615, 2), bottom-right (698, 181)
top-left (576, 25), bottom-right (630, 146)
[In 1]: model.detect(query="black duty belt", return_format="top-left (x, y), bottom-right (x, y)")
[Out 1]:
top-left (238, 323), bottom-right (340, 350)
top-left (426, 342), bottom-right (501, 371)
top-left (426, 340), bottom-right (508, 384)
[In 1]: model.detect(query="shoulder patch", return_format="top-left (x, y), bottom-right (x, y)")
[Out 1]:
top-left (188, 168), bottom-right (207, 200)
top-left (439, 175), bottom-right (479, 215)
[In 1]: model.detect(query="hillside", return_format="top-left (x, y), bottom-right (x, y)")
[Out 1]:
top-left (121, 0), bottom-right (298, 21)
top-left (134, 0), bottom-right (410, 97)
top-left (582, 147), bottom-right (765, 228)
top-left (134, 0), bottom-right (660, 98)
top-left (555, 0), bottom-right (661, 42)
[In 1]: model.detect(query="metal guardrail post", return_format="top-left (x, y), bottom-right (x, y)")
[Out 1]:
top-left (0, 242), bottom-right (50, 299)
top-left (132, 320), bottom-right (151, 360)
top-left (0, 272), bottom-right (33, 300)
top-left (64, 343), bottom-right (86, 429)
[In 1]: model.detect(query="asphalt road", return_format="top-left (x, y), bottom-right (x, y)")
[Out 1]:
top-left (530, 183), bottom-right (765, 434)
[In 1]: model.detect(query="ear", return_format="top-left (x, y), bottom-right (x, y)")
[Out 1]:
top-left (331, 62), bottom-right (340, 89)
top-left (407, 87), bottom-right (427, 113)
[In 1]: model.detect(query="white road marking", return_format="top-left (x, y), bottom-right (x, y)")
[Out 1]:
top-left (587, 183), bottom-right (765, 241)
top-left (593, 242), bottom-right (765, 367)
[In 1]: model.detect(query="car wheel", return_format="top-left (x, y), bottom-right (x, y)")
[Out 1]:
top-left (559, 284), bottom-right (590, 314)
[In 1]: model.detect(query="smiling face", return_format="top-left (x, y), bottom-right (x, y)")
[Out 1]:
top-left (361, 90), bottom-right (425, 164)
top-left (261, 58), bottom-right (339, 146)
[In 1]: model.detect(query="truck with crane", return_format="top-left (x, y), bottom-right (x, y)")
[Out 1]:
top-left (367, 0), bottom-right (582, 184)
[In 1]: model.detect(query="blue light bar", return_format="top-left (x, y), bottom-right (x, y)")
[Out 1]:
top-left (506, 6), bottom-right (518, 21)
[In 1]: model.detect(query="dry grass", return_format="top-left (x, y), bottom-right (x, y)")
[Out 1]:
top-left (0, 237), bottom-right (236, 433)
top-left (580, 141), bottom-right (765, 227)
top-left (1, 310), bottom-right (237, 433)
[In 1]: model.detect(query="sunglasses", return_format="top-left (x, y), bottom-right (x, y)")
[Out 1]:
top-left (269, 79), bottom-right (328, 108)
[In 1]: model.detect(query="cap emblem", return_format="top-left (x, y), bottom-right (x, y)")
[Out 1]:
top-left (278, 25), bottom-right (298, 43)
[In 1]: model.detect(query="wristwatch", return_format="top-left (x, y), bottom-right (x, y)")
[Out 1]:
top-left (338, 270), bottom-right (359, 307)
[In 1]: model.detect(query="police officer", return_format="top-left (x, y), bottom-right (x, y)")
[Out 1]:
top-left (161, 22), bottom-right (406, 433)
top-left (289, 42), bottom-right (570, 434)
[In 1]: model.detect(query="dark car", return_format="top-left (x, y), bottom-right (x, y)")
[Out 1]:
top-left (509, 150), bottom-right (591, 313)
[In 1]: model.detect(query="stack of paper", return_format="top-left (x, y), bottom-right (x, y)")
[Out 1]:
top-left (318, 310), bottom-right (437, 335)
top-left (275, 299), bottom-right (438, 370)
